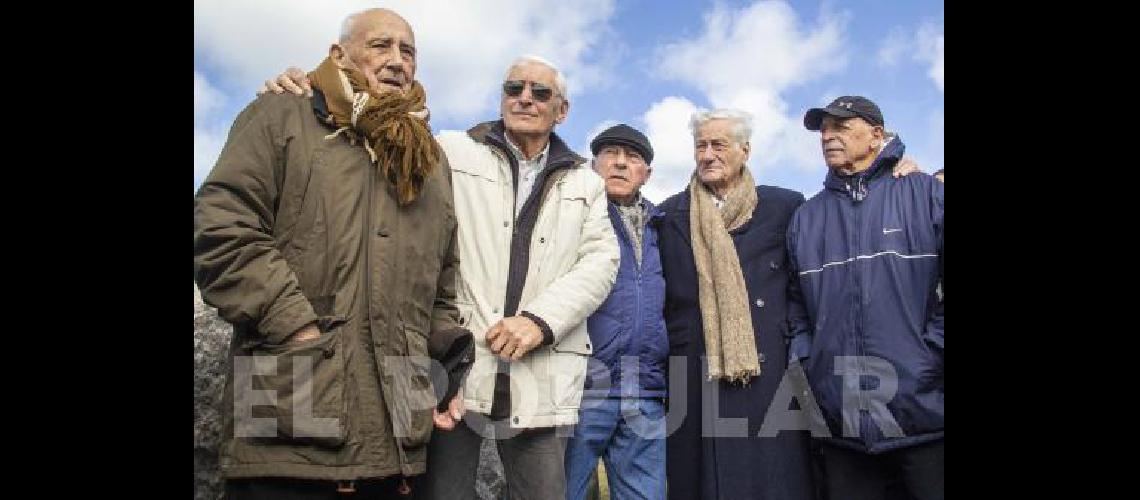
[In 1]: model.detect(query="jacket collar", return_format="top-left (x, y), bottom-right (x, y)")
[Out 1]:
top-left (466, 120), bottom-right (585, 170)
top-left (823, 135), bottom-right (907, 201)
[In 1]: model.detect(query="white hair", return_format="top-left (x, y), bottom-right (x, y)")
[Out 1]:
top-left (504, 54), bottom-right (569, 102)
top-left (689, 108), bottom-right (753, 145)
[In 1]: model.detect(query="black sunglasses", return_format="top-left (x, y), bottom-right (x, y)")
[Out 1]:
top-left (502, 80), bottom-right (558, 102)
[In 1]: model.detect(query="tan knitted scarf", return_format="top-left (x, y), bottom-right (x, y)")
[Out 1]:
top-left (688, 166), bottom-right (761, 382)
top-left (308, 56), bottom-right (438, 206)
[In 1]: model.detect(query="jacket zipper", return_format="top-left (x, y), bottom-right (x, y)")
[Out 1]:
top-left (849, 179), bottom-right (869, 445)
top-left (632, 228), bottom-right (643, 399)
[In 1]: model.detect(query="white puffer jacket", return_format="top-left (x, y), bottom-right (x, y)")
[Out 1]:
top-left (435, 121), bottom-right (618, 428)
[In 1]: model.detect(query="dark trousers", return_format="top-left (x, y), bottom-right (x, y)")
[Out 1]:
top-left (417, 416), bottom-right (567, 500)
top-left (225, 476), bottom-right (413, 499)
top-left (819, 439), bottom-right (944, 500)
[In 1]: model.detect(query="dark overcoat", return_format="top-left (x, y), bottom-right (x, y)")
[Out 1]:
top-left (657, 185), bottom-right (815, 500)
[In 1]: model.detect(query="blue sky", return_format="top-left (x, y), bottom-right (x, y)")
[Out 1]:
top-left (195, 0), bottom-right (943, 202)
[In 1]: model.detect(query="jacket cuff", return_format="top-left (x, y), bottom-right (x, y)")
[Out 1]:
top-left (259, 296), bottom-right (319, 345)
top-left (428, 327), bottom-right (476, 413)
top-left (520, 310), bottom-right (554, 346)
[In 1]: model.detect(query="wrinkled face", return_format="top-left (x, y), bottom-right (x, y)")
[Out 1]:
top-left (592, 144), bottom-right (651, 202)
top-left (819, 115), bottom-right (883, 172)
top-left (694, 119), bottom-right (749, 188)
top-left (333, 10), bottom-right (416, 95)
top-left (500, 62), bottom-right (568, 138)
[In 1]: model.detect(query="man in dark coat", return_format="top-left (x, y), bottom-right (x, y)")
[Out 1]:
top-left (656, 108), bottom-right (814, 500)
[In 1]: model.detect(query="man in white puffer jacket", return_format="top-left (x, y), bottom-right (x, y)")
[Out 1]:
top-left (424, 54), bottom-right (619, 500)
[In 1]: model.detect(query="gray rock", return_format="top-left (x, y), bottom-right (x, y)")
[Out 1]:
top-left (194, 285), bottom-right (232, 500)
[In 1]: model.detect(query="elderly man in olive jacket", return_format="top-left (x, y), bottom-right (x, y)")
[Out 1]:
top-left (194, 8), bottom-right (470, 498)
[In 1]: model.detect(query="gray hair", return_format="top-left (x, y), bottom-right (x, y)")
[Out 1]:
top-left (689, 108), bottom-right (753, 145)
top-left (504, 55), bottom-right (569, 102)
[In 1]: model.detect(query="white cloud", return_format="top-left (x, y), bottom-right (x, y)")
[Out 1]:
top-left (925, 107), bottom-right (944, 169)
top-left (640, 96), bottom-right (699, 203)
top-left (194, 72), bottom-right (228, 188)
top-left (656, 1), bottom-right (847, 97)
top-left (195, 128), bottom-right (226, 188)
top-left (583, 119), bottom-right (621, 155)
top-left (194, 71), bottom-right (224, 123)
top-left (877, 26), bottom-right (909, 68)
top-left (194, 0), bottom-right (618, 123)
top-left (916, 22), bottom-right (945, 92)
top-left (646, 0), bottom-right (848, 188)
top-left (873, 21), bottom-right (943, 92)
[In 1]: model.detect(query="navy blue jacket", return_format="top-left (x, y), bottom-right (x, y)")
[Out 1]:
top-left (583, 199), bottom-right (669, 399)
top-left (787, 137), bottom-right (944, 454)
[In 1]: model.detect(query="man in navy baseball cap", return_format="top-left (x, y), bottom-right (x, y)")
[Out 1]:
top-left (804, 95), bottom-right (884, 131)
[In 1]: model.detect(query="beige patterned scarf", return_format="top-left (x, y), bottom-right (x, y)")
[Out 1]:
top-left (688, 166), bottom-right (762, 382)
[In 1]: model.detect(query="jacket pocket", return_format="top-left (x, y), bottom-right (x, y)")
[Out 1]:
top-left (552, 323), bottom-right (594, 355)
top-left (451, 163), bottom-right (498, 184)
top-left (550, 323), bottom-right (591, 409)
top-left (275, 150), bottom-right (319, 241)
top-left (247, 316), bottom-right (347, 448)
top-left (389, 324), bottom-right (435, 449)
top-left (544, 184), bottom-right (592, 256)
top-left (917, 335), bottom-right (944, 392)
top-left (281, 152), bottom-right (325, 260)
top-left (549, 351), bottom-right (587, 410)
top-left (585, 299), bottom-right (622, 357)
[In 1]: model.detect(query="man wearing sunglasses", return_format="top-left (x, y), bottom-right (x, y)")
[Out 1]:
top-left (415, 54), bottom-right (619, 500)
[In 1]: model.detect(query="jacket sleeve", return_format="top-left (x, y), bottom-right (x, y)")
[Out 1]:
top-left (520, 174), bottom-right (620, 344)
top-left (431, 153), bottom-right (463, 336)
top-left (428, 167), bottom-right (475, 407)
top-left (193, 95), bottom-right (317, 345)
top-left (922, 178), bottom-right (944, 352)
top-left (785, 194), bottom-right (813, 363)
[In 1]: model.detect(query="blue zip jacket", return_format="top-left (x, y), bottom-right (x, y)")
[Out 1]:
top-left (583, 199), bottom-right (669, 399)
top-left (786, 137), bottom-right (944, 454)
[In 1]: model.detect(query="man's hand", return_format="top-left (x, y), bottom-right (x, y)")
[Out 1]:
top-left (485, 316), bottom-right (544, 361)
top-left (255, 67), bottom-right (311, 97)
top-left (285, 322), bottom-right (321, 345)
top-left (432, 389), bottom-right (465, 430)
top-left (891, 156), bottom-right (923, 178)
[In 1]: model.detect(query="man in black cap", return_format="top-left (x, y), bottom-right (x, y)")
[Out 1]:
top-left (787, 96), bottom-right (945, 500)
top-left (564, 124), bottom-right (670, 500)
